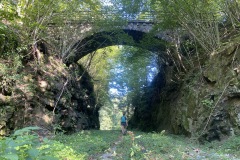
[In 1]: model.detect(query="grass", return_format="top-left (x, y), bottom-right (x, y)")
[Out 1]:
top-left (53, 130), bottom-right (120, 157)
top-left (53, 130), bottom-right (240, 160)
top-left (204, 136), bottom-right (240, 157)
top-left (0, 128), bottom-right (240, 160)
top-left (114, 131), bottom-right (194, 159)
top-left (112, 131), bottom-right (240, 160)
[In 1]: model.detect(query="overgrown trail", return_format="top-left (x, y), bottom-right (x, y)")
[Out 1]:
top-left (88, 131), bottom-right (240, 160)
top-left (96, 135), bottom-right (123, 160)
top-left (53, 130), bottom-right (240, 160)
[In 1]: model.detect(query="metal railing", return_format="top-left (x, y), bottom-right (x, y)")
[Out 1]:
top-left (53, 10), bottom-right (156, 24)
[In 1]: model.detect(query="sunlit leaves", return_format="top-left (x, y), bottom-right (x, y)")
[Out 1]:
top-left (79, 45), bottom-right (158, 112)
top-left (0, 1), bottom-right (19, 21)
top-left (79, 46), bottom-right (121, 106)
top-left (0, 0), bottom-right (103, 45)
top-left (0, 23), bottom-right (18, 57)
top-left (109, 46), bottom-right (158, 104)
top-left (149, 0), bottom-right (240, 52)
top-left (0, 127), bottom-right (85, 160)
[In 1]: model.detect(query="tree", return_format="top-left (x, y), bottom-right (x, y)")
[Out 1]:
top-left (0, 0), bottom-right (103, 59)
top-left (150, 0), bottom-right (240, 53)
top-left (112, 46), bottom-right (158, 104)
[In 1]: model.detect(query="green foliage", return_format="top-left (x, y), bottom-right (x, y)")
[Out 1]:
top-left (111, 46), bottom-right (158, 105)
top-left (116, 131), bottom-right (240, 159)
top-left (0, 126), bottom-right (42, 160)
top-left (38, 140), bottom-right (85, 160)
top-left (0, 1), bottom-right (19, 21)
top-left (0, 0), bottom-right (104, 59)
top-left (204, 136), bottom-right (240, 157)
top-left (1, 129), bottom-right (239, 159)
top-left (80, 45), bottom-right (158, 129)
top-left (201, 99), bottom-right (214, 108)
top-left (117, 131), bottom-right (189, 159)
top-left (99, 100), bottom-right (122, 130)
top-left (150, 0), bottom-right (220, 52)
top-left (150, 0), bottom-right (240, 53)
top-left (0, 22), bottom-right (18, 58)
top-left (54, 130), bottom-right (120, 157)
top-left (79, 46), bottom-right (122, 107)
top-left (0, 127), bottom-right (85, 160)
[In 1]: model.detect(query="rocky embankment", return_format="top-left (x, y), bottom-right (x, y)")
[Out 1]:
top-left (131, 43), bottom-right (240, 142)
top-left (0, 46), bottom-right (99, 135)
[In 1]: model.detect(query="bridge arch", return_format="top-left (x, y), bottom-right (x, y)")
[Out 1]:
top-left (63, 23), bottom-right (169, 65)
top-left (61, 19), bottom-right (176, 134)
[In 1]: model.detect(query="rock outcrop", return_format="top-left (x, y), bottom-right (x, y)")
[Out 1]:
top-left (0, 50), bottom-right (100, 135)
top-left (130, 43), bottom-right (240, 142)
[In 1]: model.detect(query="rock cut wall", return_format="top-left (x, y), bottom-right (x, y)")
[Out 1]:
top-left (150, 44), bottom-right (240, 141)
top-left (0, 49), bottom-right (100, 135)
top-left (129, 42), bottom-right (240, 142)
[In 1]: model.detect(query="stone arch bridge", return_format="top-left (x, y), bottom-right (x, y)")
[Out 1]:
top-left (62, 13), bottom-right (174, 65)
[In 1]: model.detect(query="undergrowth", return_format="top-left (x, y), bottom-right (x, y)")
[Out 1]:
top-left (0, 128), bottom-right (239, 160)
top-left (0, 127), bottom-right (85, 160)
top-left (115, 131), bottom-right (240, 160)
top-left (53, 130), bottom-right (120, 157)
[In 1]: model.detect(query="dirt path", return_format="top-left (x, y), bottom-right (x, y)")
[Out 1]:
top-left (89, 135), bottom-right (123, 160)
top-left (99, 135), bottom-right (123, 160)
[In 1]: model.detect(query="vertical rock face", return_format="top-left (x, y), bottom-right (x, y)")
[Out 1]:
top-left (53, 63), bottom-right (100, 133)
top-left (132, 44), bottom-right (240, 142)
top-left (0, 53), bottom-right (100, 135)
top-left (129, 64), bottom-right (167, 130)
top-left (162, 45), bottom-right (239, 141)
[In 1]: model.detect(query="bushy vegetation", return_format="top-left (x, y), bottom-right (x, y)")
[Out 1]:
top-left (116, 131), bottom-right (240, 160)
top-left (205, 136), bottom-right (240, 157)
top-left (1, 128), bottom-right (239, 160)
top-left (53, 130), bottom-right (120, 157)
top-left (0, 127), bottom-right (85, 160)
top-left (0, 128), bottom-right (121, 160)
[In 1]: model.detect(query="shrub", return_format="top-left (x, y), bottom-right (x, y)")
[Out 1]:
top-left (0, 126), bottom-right (85, 160)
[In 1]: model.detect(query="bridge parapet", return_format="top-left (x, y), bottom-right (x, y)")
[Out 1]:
top-left (124, 20), bottom-right (154, 33)
top-left (54, 10), bottom-right (156, 23)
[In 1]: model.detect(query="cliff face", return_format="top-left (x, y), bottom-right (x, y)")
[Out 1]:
top-left (0, 50), bottom-right (99, 135)
top-left (131, 44), bottom-right (240, 141)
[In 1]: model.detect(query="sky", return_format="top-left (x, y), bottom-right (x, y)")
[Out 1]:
top-left (101, 0), bottom-right (113, 6)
